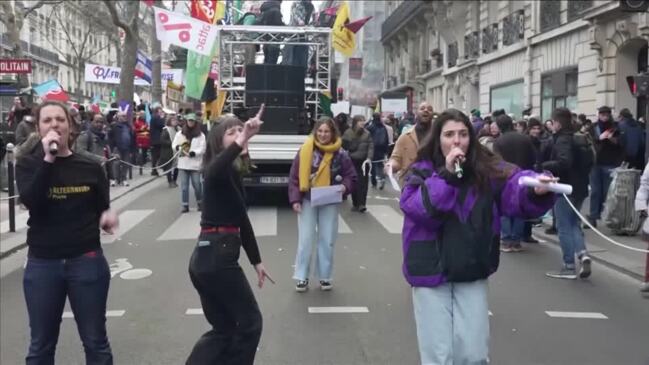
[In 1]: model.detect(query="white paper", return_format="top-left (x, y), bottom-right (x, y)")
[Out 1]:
top-left (381, 98), bottom-right (408, 113)
top-left (310, 186), bottom-right (343, 207)
top-left (154, 7), bottom-right (218, 56)
top-left (387, 167), bottom-right (401, 191)
top-left (518, 176), bottom-right (572, 195)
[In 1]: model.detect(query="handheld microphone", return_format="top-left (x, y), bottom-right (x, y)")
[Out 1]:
top-left (48, 141), bottom-right (58, 155)
top-left (454, 161), bottom-right (463, 179)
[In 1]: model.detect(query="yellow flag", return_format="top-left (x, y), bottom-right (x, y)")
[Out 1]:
top-left (332, 2), bottom-right (355, 57)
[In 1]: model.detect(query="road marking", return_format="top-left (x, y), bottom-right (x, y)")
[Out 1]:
top-left (157, 212), bottom-right (201, 240)
top-left (366, 205), bottom-right (403, 234)
top-left (102, 209), bottom-right (155, 244)
top-left (338, 215), bottom-right (352, 233)
top-left (186, 308), bottom-right (204, 315)
top-left (119, 268), bottom-right (152, 280)
top-left (248, 207), bottom-right (277, 236)
top-left (62, 310), bottom-right (125, 319)
top-left (545, 311), bottom-right (608, 319)
top-left (308, 306), bottom-right (369, 314)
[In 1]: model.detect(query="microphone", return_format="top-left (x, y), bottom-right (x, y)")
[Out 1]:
top-left (48, 141), bottom-right (58, 155)
top-left (454, 161), bottom-right (463, 179)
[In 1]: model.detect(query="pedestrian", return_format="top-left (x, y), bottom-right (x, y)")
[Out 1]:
top-left (524, 117), bottom-right (553, 243)
top-left (366, 113), bottom-right (389, 189)
top-left (478, 121), bottom-right (500, 152)
top-left (386, 102), bottom-right (435, 185)
top-left (256, 0), bottom-right (284, 64)
top-left (334, 113), bottom-right (349, 136)
top-left (109, 112), bottom-right (135, 187)
top-left (634, 162), bottom-right (649, 293)
top-left (7, 96), bottom-right (31, 136)
top-left (617, 108), bottom-right (646, 170)
top-left (470, 109), bottom-right (484, 134)
top-left (588, 106), bottom-right (624, 228)
top-left (541, 108), bottom-right (593, 279)
top-left (15, 100), bottom-right (119, 364)
top-left (149, 106), bottom-right (166, 176)
top-left (400, 108), bottom-right (555, 364)
top-left (342, 114), bottom-right (373, 212)
top-left (15, 115), bottom-right (36, 146)
top-left (160, 116), bottom-right (179, 188)
top-left (493, 114), bottom-right (537, 252)
top-left (289, 116), bottom-right (357, 292)
top-left (134, 111), bottom-right (150, 167)
top-left (186, 111), bottom-right (272, 365)
top-left (172, 113), bottom-right (206, 213)
top-left (76, 114), bottom-right (111, 168)
top-left (515, 120), bottom-right (527, 134)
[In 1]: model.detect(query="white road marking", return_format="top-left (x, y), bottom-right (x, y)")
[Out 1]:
top-left (120, 268), bottom-right (152, 280)
top-left (366, 205), bottom-right (403, 234)
top-left (308, 306), bottom-right (369, 314)
top-left (157, 212), bottom-right (201, 240)
top-left (248, 207), bottom-right (277, 236)
top-left (62, 310), bottom-right (125, 319)
top-left (545, 311), bottom-right (608, 319)
top-left (186, 308), bottom-right (204, 315)
top-left (338, 215), bottom-right (352, 233)
top-left (102, 209), bottom-right (155, 244)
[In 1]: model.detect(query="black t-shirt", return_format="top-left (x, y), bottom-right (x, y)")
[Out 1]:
top-left (201, 143), bottom-right (262, 265)
top-left (16, 150), bottom-right (110, 259)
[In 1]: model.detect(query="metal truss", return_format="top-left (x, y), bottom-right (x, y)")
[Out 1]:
top-left (217, 26), bottom-right (332, 119)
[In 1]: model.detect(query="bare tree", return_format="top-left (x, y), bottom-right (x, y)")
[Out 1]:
top-left (43, 1), bottom-right (114, 103)
top-left (103, 0), bottom-right (140, 107)
top-left (0, 0), bottom-right (64, 89)
top-left (150, 0), bottom-right (164, 105)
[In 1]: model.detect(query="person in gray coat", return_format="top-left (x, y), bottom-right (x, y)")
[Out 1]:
top-left (342, 115), bottom-right (374, 212)
top-left (634, 162), bottom-right (649, 293)
top-left (15, 115), bottom-right (36, 146)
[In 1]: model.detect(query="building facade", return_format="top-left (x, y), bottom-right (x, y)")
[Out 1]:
top-left (382, 0), bottom-right (649, 121)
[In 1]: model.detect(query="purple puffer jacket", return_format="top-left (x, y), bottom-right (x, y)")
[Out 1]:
top-left (288, 148), bottom-right (357, 204)
top-left (400, 160), bottom-right (556, 287)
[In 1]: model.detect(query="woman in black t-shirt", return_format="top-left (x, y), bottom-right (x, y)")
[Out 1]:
top-left (15, 100), bottom-right (119, 364)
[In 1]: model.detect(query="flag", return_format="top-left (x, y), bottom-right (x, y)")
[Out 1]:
top-left (135, 50), bottom-right (153, 84)
top-left (190, 0), bottom-right (217, 23)
top-left (232, 0), bottom-right (243, 23)
top-left (153, 7), bottom-right (218, 56)
top-left (185, 0), bottom-right (220, 100)
top-left (33, 80), bottom-right (69, 102)
top-left (142, 0), bottom-right (155, 7)
top-left (319, 92), bottom-right (333, 117)
top-left (332, 2), bottom-right (355, 57)
top-left (344, 16), bottom-right (372, 34)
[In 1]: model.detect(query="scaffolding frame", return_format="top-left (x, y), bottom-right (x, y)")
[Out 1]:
top-left (217, 25), bottom-right (332, 119)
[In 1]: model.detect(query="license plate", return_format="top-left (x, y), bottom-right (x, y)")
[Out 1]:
top-left (260, 176), bottom-right (289, 184)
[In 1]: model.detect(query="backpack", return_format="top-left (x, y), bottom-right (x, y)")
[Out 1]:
top-left (572, 132), bottom-right (595, 173)
top-left (602, 165), bottom-right (643, 235)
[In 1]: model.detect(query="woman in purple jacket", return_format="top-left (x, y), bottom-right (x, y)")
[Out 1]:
top-left (400, 109), bottom-right (556, 364)
top-left (289, 117), bottom-right (357, 292)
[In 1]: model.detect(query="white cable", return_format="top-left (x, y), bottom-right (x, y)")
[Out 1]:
top-left (0, 194), bottom-right (19, 201)
top-left (114, 150), bottom-right (181, 171)
top-left (562, 193), bottom-right (649, 254)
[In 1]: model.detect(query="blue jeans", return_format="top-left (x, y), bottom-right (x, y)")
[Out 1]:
top-left (179, 169), bottom-right (203, 207)
top-left (555, 195), bottom-right (588, 267)
top-left (23, 250), bottom-right (112, 365)
top-left (589, 165), bottom-right (614, 220)
top-left (371, 161), bottom-right (385, 187)
top-left (500, 216), bottom-right (524, 243)
top-left (293, 199), bottom-right (339, 281)
top-left (412, 280), bottom-right (489, 365)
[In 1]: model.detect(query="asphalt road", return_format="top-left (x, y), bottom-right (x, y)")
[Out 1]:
top-left (1, 179), bottom-right (648, 365)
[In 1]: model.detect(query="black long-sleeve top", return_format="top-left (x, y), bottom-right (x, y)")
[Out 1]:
top-left (15, 150), bottom-right (110, 259)
top-left (201, 143), bottom-right (262, 265)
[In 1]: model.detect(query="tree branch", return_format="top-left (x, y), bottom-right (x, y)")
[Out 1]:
top-left (84, 41), bottom-right (112, 63)
top-left (41, 7), bottom-right (67, 57)
top-left (22, 0), bottom-right (65, 18)
top-left (103, 0), bottom-right (130, 34)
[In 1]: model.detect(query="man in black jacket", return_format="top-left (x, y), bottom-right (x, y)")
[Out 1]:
top-left (542, 108), bottom-right (592, 280)
top-left (493, 114), bottom-right (536, 252)
top-left (149, 106), bottom-right (166, 176)
top-left (256, 0), bottom-right (284, 64)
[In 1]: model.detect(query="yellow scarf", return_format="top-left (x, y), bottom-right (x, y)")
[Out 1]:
top-left (298, 136), bottom-right (342, 192)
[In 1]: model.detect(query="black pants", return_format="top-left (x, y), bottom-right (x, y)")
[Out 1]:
top-left (263, 45), bottom-right (280, 64)
top-left (187, 232), bottom-right (262, 365)
top-left (150, 144), bottom-right (161, 174)
top-left (351, 160), bottom-right (369, 208)
top-left (166, 167), bottom-right (178, 183)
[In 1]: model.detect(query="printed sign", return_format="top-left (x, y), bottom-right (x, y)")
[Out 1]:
top-left (85, 63), bottom-right (183, 87)
top-left (154, 7), bottom-right (218, 56)
top-left (0, 59), bottom-right (32, 74)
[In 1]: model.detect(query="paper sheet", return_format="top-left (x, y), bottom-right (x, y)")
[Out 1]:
top-left (310, 185), bottom-right (343, 207)
top-left (387, 167), bottom-right (401, 191)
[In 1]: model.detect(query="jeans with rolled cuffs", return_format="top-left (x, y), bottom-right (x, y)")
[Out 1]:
top-left (293, 199), bottom-right (339, 281)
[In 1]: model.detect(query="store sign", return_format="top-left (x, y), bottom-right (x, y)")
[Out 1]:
top-left (0, 59), bottom-right (32, 74)
top-left (85, 63), bottom-right (184, 87)
top-left (349, 58), bottom-right (362, 79)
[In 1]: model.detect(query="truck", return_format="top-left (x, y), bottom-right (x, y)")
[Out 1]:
top-left (216, 25), bottom-right (332, 192)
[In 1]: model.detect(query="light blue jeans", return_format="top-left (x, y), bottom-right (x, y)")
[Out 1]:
top-left (412, 280), bottom-right (489, 365)
top-left (293, 199), bottom-right (339, 282)
top-left (179, 169), bottom-right (202, 207)
top-left (554, 194), bottom-right (587, 267)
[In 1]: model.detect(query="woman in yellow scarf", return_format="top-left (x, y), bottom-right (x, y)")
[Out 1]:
top-left (288, 117), bottom-right (357, 292)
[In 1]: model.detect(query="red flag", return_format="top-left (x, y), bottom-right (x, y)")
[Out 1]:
top-left (190, 0), bottom-right (218, 23)
top-left (142, 0), bottom-right (155, 7)
top-left (344, 16), bottom-right (372, 34)
top-left (323, 6), bottom-right (338, 16)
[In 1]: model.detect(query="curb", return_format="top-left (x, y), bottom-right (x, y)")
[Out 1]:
top-left (533, 228), bottom-right (644, 282)
top-left (0, 176), bottom-right (159, 260)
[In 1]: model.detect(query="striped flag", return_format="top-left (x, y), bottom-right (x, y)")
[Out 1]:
top-left (134, 50), bottom-right (153, 84)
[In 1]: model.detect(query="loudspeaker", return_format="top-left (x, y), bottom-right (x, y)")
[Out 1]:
top-left (247, 106), bottom-right (304, 135)
top-left (245, 64), bottom-right (305, 107)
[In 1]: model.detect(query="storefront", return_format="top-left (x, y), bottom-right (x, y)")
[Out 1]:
top-left (490, 79), bottom-right (524, 119)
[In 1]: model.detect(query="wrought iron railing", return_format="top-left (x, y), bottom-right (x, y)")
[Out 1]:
top-left (464, 31), bottom-right (480, 59)
top-left (568, 0), bottom-right (592, 22)
top-left (503, 10), bottom-right (525, 46)
top-left (482, 23), bottom-right (499, 54)
top-left (448, 42), bottom-right (458, 68)
top-left (540, 0), bottom-right (561, 32)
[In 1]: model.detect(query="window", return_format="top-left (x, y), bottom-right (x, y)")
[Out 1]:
top-left (568, 0), bottom-right (592, 22)
top-left (490, 80), bottom-right (525, 119)
top-left (540, 0), bottom-right (561, 32)
top-left (541, 68), bottom-right (578, 121)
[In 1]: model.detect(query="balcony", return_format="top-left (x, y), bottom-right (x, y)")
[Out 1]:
top-left (447, 42), bottom-right (458, 68)
top-left (381, 1), bottom-right (426, 42)
top-left (464, 31), bottom-right (480, 60)
top-left (502, 10), bottom-right (525, 47)
top-left (482, 23), bottom-right (499, 54)
top-left (568, 0), bottom-right (593, 22)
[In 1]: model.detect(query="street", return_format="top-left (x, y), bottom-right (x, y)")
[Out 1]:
top-left (1, 178), bottom-right (648, 365)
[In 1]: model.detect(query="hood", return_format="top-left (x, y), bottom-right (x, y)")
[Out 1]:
top-left (261, 0), bottom-right (281, 12)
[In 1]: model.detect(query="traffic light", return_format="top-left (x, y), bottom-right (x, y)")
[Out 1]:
top-left (626, 74), bottom-right (649, 96)
top-left (111, 90), bottom-right (116, 98)
top-left (337, 87), bottom-right (344, 102)
top-left (619, 0), bottom-right (649, 12)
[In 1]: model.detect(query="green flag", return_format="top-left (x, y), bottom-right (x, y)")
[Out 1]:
top-left (233, 0), bottom-right (243, 23)
top-left (319, 93), bottom-right (333, 117)
top-left (185, 44), bottom-right (217, 100)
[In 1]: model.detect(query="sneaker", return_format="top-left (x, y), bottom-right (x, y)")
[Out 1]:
top-left (523, 237), bottom-right (540, 244)
top-left (544, 227), bottom-right (557, 235)
top-left (320, 280), bottom-right (333, 291)
top-left (500, 243), bottom-right (514, 253)
top-left (295, 280), bottom-right (309, 292)
top-left (511, 243), bottom-right (524, 252)
top-left (151, 170), bottom-right (159, 176)
top-left (546, 267), bottom-right (577, 280)
top-left (640, 282), bottom-right (649, 293)
top-left (121, 181), bottom-right (130, 187)
top-left (181, 206), bottom-right (189, 213)
top-left (110, 180), bottom-right (116, 187)
top-left (579, 255), bottom-right (592, 279)
top-left (359, 206), bottom-right (367, 213)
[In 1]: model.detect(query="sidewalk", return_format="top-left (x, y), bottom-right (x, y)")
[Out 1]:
top-left (0, 167), bottom-right (159, 258)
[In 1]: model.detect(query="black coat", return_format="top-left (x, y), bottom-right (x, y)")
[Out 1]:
top-left (541, 131), bottom-right (589, 199)
top-left (493, 131), bottom-right (536, 170)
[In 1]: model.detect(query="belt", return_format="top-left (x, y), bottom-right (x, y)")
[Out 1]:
top-left (201, 226), bottom-right (240, 234)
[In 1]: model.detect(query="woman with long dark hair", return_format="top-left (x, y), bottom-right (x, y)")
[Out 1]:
top-left (400, 109), bottom-right (556, 364)
top-left (172, 114), bottom-right (205, 212)
top-left (186, 109), bottom-right (272, 365)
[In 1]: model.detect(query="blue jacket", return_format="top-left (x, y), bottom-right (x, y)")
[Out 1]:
top-left (400, 160), bottom-right (555, 287)
top-left (149, 116), bottom-right (166, 145)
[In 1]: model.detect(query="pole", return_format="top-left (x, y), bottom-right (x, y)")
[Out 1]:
top-left (6, 143), bottom-right (16, 233)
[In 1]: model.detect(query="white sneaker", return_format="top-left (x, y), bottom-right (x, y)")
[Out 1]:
top-left (122, 181), bottom-right (130, 187)
top-left (110, 180), bottom-right (116, 187)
